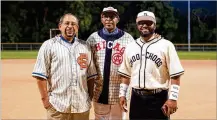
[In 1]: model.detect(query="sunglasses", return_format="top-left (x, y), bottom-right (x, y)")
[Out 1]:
top-left (137, 21), bottom-right (154, 26)
top-left (102, 15), bottom-right (117, 19)
top-left (101, 12), bottom-right (118, 19)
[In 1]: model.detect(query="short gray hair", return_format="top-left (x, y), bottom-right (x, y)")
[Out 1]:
top-left (59, 13), bottom-right (79, 24)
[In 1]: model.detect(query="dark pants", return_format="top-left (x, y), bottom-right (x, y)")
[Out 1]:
top-left (129, 89), bottom-right (169, 120)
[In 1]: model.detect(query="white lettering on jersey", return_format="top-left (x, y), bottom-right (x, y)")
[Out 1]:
top-left (107, 41), bottom-right (113, 49)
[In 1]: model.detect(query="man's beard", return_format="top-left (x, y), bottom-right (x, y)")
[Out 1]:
top-left (140, 30), bottom-right (155, 37)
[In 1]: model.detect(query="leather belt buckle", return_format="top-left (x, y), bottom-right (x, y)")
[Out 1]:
top-left (133, 88), bottom-right (164, 95)
top-left (143, 89), bottom-right (163, 95)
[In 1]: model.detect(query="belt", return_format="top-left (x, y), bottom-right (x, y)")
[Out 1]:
top-left (132, 88), bottom-right (167, 95)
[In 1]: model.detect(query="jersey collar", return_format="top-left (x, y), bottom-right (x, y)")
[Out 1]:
top-left (136, 36), bottom-right (162, 46)
top-left (60, 35), bottom-right (75, 44)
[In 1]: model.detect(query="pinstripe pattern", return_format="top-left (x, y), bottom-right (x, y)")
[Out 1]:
top-left (32, 36), bottom-right (97, 113)
top-left (118, 37), bottom-right (184, 89)
top-left (87, 30), bottom-right (134, 104)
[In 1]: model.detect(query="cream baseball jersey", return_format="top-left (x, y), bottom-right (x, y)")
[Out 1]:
top-left (32, 36), bottom-right (97, 113)
top-left (118, 37), bottom-right (184, 89)
top-left (87, 29), bottom-right (134, 104)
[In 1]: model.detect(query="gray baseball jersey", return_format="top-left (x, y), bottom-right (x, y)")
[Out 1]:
top-left (87, 29), bottom-right (135, 104)
top-left (118, 37), bottom-right (184, 89)
top-left (32, 36), bottom-right (97, 113)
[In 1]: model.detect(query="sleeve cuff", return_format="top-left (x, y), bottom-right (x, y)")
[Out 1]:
top-left (118, 71), bottom-right (131, 78)
top-left (87, 73), bottom-right (98, 80)
top-left (32, 72), bottom-right (48, 80)
top-left (170, 71), bottom-right (184, 78)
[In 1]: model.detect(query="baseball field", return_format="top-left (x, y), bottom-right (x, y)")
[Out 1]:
top-left (1, 51), bottom-right (216, 119)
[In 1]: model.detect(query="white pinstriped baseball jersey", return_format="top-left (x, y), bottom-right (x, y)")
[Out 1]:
top-left (87, 28), bottom-right (134, 104)
top-left (118, 36), bottom-right (184, 89)
top-left (32, 36), bottom-right (97, 113)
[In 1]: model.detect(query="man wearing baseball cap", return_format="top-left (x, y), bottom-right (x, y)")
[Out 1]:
top-left (136, 11), bottom-right (156, 23)
top-left (119, 11), bottom-right (184, 119)
top-left (101, 6), bottom-right (119, 18)
top-left (87, 6), bottom-right (134, 120)
top-left (136, 11), bottom-right (157, 37)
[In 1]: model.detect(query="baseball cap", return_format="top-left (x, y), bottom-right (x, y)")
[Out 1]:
top-left (101, 6), bottom-right (119, 16)
top-left (136, 11), bottom-right (156, 24)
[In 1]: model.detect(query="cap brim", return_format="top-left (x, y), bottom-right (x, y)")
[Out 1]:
top-left (136, 16), bottom-right (156, 23)
top-left (102, 11), bottom-right (119, 16)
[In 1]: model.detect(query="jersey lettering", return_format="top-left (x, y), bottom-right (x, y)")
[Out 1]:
top-left (95, 41), bottom-right (125, 54)
top-left (102, 41), bottom-right (106, 49)
top-left (113, 43), bottom-right (120, 51)
top-left (95, 41), bottom-right (126, 65)
top-left (152, 55), bottom-right (157, 61)
top-left (77, 53), bottom-right (88, 70)
top-left (146, 52), bottom-right (162, 67)
top-left (130, 54), bottom-right (140, 66)
top-left (130, 52), bottom-right (162, 67)
top-left (136, 54), bottom-right (140, 60)
top-left (95, 43), bottom-right (101, 51)
top-left (120, 47), bottom-right (125, 54)
top-left (95, 41), bottom-right (111, 51)
top-left (107, 41), bottom-right (113, 49)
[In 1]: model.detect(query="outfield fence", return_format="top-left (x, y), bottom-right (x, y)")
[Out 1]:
top-left (1, 43), bottom-right (216, 51)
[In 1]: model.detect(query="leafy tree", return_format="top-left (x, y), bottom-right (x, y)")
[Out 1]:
top-left (191, 8), bottom-right (216, 43)
top-left (1, 1), bottom-right (216, 43)
top-left (123, 1), bottom-right (179, 40)
top-left (2, 2), bottom-right (23, 43)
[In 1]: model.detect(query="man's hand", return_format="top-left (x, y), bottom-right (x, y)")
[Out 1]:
top-left (41, 96), bottom-right (52, 109)
top-left (87, 78), bottom-right (95, 101)
top-left (36, 78), bottom-right (51, 109)
top-left (119, 96), bottom-right (127, 112)
top-left (162, 99), bottom-right (178, 117)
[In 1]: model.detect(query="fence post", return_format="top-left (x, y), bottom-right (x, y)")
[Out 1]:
top-left (30, 44), bottom-right (32, 51)
top-left (50, 29), bottom-right (52, 39)
top-left (16, 44), bottom-right (18, 50)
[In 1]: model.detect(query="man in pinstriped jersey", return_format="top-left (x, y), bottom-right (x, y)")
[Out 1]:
top-left (32, 13), bottom-right (98, 120)
top-left (87, 7), bottom-right (135, 120)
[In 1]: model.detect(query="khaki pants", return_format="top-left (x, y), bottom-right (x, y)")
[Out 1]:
top-left (93, 102), bottom-right (122, 120)
top-left (47, 106), bottom-right (89, 120)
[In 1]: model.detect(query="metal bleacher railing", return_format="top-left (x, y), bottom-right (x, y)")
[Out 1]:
top-left (1, 43), bottom-right (217, 51)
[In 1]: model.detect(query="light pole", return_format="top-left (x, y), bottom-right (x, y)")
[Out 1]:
top-left (188, 0), bottom-right (191, 51)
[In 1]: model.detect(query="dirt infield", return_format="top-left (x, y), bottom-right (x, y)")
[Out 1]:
top-left (2, 59), bottom-right (216, 119)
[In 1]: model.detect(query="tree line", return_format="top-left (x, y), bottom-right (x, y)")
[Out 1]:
top-left (1, 1), bottom-right (216, 43)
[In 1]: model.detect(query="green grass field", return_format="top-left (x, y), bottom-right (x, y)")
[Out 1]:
top-left (1, 51), bottom-right (38, 59)
top-left (178, 51), bottom-right (216, 60)
top-left (1, 51), bottom-right (216, 60)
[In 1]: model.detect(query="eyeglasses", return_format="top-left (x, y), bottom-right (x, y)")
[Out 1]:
top-left (137, 21), bottom-right (154, 26)
top-left (62, 22), bottom-right (77, 26)
top-left (102, 14), bottom-right (117, 20)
